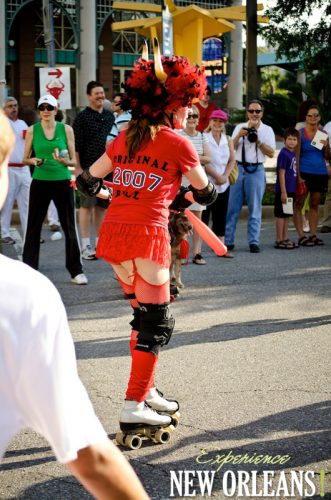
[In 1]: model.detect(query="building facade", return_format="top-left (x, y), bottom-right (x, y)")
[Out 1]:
top-left (1, 0), bottom-right (237, 117)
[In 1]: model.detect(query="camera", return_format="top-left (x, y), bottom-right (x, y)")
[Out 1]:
top-left (244, 127), bottom-right (258, 143)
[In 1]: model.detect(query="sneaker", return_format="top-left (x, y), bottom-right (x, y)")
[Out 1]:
top-left (1, 236), bottom-right (15, 244)
top-left (71, 273), bottom-right (88, 285)
top-left (249, 244), bottom-right (260, 253)
top-left (49, 224), bottom-right (60, 232)
top-left (82, 245), bottom-right (97, 260)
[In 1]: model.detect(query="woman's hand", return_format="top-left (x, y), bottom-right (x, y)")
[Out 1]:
top-left (216, 174), bottom-right (228, 185)
top-left (30, 157), bottom-right (44, 167)
top-left (52, 148), bottom-right (69, 165)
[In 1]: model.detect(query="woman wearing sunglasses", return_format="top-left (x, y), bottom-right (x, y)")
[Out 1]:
top-left (22, 95), bottom-right (87, 285)
top-left (178, 105), bottom-right (211, 264)
top-left (294, 105), bottom-right (330, 246)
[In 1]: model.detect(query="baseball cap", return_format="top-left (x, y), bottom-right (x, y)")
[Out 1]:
top-left (209, 109), bottom-right (228, 121)
top-left (37, 94), bottom-right (58, 108)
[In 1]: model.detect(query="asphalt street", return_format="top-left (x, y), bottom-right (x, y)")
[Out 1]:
top-left (0, 218), bottom-right (330, 500)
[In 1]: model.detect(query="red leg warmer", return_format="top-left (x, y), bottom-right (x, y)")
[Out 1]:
top-left (125, 350), bottom-right (158, 402)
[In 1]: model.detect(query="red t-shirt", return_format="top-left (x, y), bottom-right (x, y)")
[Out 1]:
top-left (104, 127), bottom-right (199, 228)
top-left (196, 102), bottom-right (218, 132)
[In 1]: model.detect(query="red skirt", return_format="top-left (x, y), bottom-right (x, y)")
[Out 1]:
top-left (96, 222), bottom-right (171, 268)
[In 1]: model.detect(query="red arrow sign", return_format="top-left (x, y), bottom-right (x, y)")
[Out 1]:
top-left (48, 68), bottom-right (63, 78)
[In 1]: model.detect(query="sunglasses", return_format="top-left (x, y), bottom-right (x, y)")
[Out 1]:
top-left (306, 114), bottom-right (319, 118)
top-left (187, 114), bottom-right (199, 119)
top-left (38, 104), bottom-right (55, 111)
top-left (248, 109), bottom-right (262, 114)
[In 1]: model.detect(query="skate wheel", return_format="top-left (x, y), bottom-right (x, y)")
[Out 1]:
top-left (171, 413), bottom-right (180, 428)
top-left (125, 434), bottom-right (142, 450)
top-left (154, 428), bottom-right (171, 444)
top-left (115, 432), bottom-right (125, 446)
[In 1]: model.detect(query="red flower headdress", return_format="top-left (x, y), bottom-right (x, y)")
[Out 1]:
top-left (121, 39), bottom-right (206, 119)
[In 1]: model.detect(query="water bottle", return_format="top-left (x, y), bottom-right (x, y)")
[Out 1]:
top-left (59, 149), bottom-right (69, 158)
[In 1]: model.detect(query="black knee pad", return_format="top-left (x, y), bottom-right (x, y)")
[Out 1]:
top-left (135, 303), bottom-right (175, 355)
top-left (129, 307), bottom-right (140, 331)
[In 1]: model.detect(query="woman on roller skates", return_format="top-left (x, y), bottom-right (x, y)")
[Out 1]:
top-left (76, 39), bottom-right (216, 445)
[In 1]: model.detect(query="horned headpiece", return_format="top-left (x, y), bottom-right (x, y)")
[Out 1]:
top-left (121, 38), bottom-right (206, 119)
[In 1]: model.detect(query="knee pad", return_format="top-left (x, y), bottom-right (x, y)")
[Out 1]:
top-left (135, 303), bottom-right (175, 355)
top-left (129, 307), bottom-right (140, 331)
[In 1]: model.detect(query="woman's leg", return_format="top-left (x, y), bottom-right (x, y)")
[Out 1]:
top-left (112, 259), bottom-right (174, 425)
top-left (22, 180), bottom-right (51, 270)
top-left (308, 192), bottom-right (322, 236)
top-left (293, 194), bottom-right (306, 239)
top-left (53, 180), bottom-right (83, 278)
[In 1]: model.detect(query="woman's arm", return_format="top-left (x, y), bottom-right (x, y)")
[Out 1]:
top-left (199, 141), bottom-right (212, 166)
top-left (90, 152), bottom-right (114, 178)
top-left (23, 127), bottom-right (43, 166)
top-left (184, 164), bottom-right (209, 190)
top-left (52, 125), bottom-right (76, 166)
top-left (296, 135), bottom-right (302, 182)
top-left (223, 137), bottom-right (236, 177)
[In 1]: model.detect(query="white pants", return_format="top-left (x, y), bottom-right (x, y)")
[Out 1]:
top-left (47, 200), bottom-right (60, 226)
top-left (1, 167), bottom-right (31, 238)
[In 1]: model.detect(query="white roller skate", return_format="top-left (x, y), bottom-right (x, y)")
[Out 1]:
top-left (116, 400), bottom-right (176, 450)
top-left (145, 387), bottom-right (179, 414)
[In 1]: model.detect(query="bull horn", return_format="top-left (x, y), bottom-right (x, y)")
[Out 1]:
top-left (141, 40), bottom-right (149, 60)
top-left (153, 37), bottom-right (167, 83)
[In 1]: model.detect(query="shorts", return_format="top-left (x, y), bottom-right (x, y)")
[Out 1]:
top-left (300, 172), bottom-right (328, 194)
top-left (79, 191), bottom-right (109, 209)
top-left (96, 222), bottom-right (171, 268)
top-left (274, 192), bottom-right (296, 218)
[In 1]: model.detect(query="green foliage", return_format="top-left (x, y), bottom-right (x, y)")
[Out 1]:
top-left (261, 1), bottom-right (331, 112)
top-left (261, 94), bottom-right (299, 136)
top-left (262, 1), bottom-right (331, 61)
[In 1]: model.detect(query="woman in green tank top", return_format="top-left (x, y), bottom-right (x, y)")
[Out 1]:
top-left (22, 94), bottom-right (87, 285)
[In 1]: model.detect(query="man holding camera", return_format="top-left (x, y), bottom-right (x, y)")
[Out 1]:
top-left (225, 100), bottom-right (276, 253)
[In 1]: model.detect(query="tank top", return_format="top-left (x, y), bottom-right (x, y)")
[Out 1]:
top-left (32, 122), bottom-right (71, 181)
top-left (299, 128), bottom-right (327, 175)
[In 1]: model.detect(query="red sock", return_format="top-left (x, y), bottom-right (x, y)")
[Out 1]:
top-left (125, 350), bottom-right (158, 402)
top-left (129, 329), bottom-right (138, 356)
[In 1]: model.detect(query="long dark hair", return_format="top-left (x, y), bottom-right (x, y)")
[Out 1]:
top-left (126, 114), bottom-right (169, 159)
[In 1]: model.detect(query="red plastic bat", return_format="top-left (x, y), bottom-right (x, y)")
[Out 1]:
top-left (183, 190), bottom-right (227, 256)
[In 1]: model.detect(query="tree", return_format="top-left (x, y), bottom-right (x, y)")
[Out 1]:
top-left (261, 1), bottom-right (331, 118)
top-left (262, 1), bottom-right (331, 60)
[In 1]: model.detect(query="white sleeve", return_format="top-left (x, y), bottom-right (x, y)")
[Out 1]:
top-left (261, 125), bottom-right (276, 149)
top-left (16, 279), bottom-right (107, 463)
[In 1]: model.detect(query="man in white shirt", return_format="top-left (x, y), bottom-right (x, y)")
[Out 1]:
top-left (106, 93), bottom-right (132, 146)
top-left (0, 109), bottom-right (148, 500)
top-left (225, 100), bottom-right (276, 253)
top-left (1, 97), bottom-right (31, 243)
top-left (320, 121), bottom-right (331, 233)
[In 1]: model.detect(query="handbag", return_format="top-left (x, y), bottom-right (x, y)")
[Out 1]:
top-left (296, 179), bottom-right (307, 196)
top-left (226, 135), bottom-right (239, 185)
top-left (229, 162), bottom-right (239, 185)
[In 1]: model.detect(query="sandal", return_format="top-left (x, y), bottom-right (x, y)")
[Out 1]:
top-left (274, 240), bottom-right (295, 250)
top-left (220, 252), bottom-right (234, 258)
top-left (283, 239), bottom-right (299, 249)
top-left (298, 236), bottom-right (314, 247)
top-left (309, 235), bottom-right (324, 246)
top-left (192, 253), bottom-right (206, 265)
